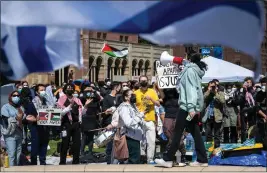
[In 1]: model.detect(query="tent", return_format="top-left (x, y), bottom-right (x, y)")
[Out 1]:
top-left (202, 56), bottom-right (254, 83)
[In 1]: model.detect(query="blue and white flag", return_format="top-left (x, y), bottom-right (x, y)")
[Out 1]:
top-left (1, 1), bottom-right (265, 78)
top-left (1, 25), bottom-right (80, 80)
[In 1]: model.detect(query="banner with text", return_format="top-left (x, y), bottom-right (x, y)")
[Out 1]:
top-left (156, 61), bottom-right (181, 89)
top-left (37, 108), bottom-right (62, 126)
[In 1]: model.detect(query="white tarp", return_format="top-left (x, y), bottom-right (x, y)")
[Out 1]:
top-left (202, 56), bottom-right (254, 83)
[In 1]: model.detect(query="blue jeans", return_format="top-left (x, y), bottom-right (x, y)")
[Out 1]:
top-left (106, 140), bottom-right (113, 164)
top-left (30, 125), bottom-right (49, 165)
top-left (4, 136), bottom-right (22, 166)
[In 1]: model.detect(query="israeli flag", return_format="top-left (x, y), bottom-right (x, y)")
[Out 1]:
top-left (1, 25), bottom-right (80, 80)
top-left (1, 1), bottom-right (265, 78)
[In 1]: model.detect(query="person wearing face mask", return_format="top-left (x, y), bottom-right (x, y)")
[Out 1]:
top-left (20, 87), bottom-right (40, 165)
top-left (235, 77), bottom-right (257, 143)
top-left (73, 90), bottom-right (79, 98)
top-left (0, 91), bottom-right (24, 166)
top-left (255, 77), bottom-right (267, 148)
top-left (155, 52), bottom-right (208, 168)
top-left (134, 75), bottom-right (160, 164)
top-left (57, 83), bottom-right (83, 165)
top-left (115, 89), bottom-right (145, 164)
top-left (16, 84), bottom-right (23, 94)
top-left (80, 88), bottom-right (101, 158)
top-left (131, 80), bottom-right (140, 92)
top-left (30, 84), bottom-right (53, 165)
top-left (21, 81), bottom-right (36, 99)
top-left (222, 84), bottom-right (238, 143)
top-left (102, 81), bottom-right (121, 164)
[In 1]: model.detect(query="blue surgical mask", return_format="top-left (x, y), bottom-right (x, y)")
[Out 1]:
top-left (86, 92), bottom-right (91, 97)
top-left (12, 96), bottom-right (20, 104)
top-left (18, 89), bottom-right (22, 93)
top-left (73, 94), bottom-right (79, 98)
top-left (39, 91), bottom-right (46, 97)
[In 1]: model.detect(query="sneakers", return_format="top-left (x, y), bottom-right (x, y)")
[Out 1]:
top-left (189, 161), bottom-right (208, 167)
top-left (155, 159), bottom-right (173, 168)
top-left (148, 160), bottom-right (156, 164)
top-left (174, 162), bottom-right (187, 167)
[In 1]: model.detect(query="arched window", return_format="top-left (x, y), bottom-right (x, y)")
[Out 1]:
top-left (95, 57), bottom-right (102, 82)
top-left (132, 59), bottom-right (137, 76)
top-left (145, 60), bottom-right (150, 75)
top-left (107, 58), bottom-right (113, 79)
top-left (138, 59), bottom-right (144, 76)
top-left (121, 59), bottom-right (127, 75)
top-left (114, 59), bottom-right (120, 75)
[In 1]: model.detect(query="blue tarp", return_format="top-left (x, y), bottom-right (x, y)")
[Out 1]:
top-left (209, 151), bottom-right (267, 167)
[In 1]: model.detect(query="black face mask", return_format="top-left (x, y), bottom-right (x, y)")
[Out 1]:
top-left (130, 94), bottom-right (136, 104)
top-left (134, 85), bottom-right (140, 90)
top-left (66, 90), bottom-right (74, 96)
top-left (140, 81), bottom-right (148, 87)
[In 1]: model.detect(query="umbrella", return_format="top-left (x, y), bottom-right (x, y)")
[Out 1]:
top-left (73, 79), bottom-right (84, 86)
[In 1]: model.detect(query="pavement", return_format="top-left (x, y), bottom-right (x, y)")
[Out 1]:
top-left (1, 165), bottom-right (266, 172)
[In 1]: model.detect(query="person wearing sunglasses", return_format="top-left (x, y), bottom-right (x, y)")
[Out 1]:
top-left (0, 91), bottom-right (24, 166)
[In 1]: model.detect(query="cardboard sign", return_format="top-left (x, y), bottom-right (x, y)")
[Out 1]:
top-left (156, 61), bottom-right (181, 89)
top-left (37, 108), bottom-right (62, 126)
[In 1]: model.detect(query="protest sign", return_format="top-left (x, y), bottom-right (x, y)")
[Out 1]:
top-left (156, 61), bottom-right (180, 88)
top-left (37, 108), bottom-right (62, 126)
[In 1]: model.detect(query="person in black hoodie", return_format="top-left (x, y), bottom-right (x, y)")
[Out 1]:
top-left (20, 87), bottom-right (43, 165)
top-left (80, 86), bottom-right (101, 158)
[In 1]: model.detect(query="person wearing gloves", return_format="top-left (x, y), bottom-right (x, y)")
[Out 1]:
top-left (155, 52), bottom-right (208, 168)
top-left (57, 83), bottom-right (83, 165)
top-left (116, 89), bottom-right (145, 164)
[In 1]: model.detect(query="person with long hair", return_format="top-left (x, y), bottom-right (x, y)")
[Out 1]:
top-left (20, 87), bottom-right (42, 165)
top-left (155, 53), bottom-right (208, 168)
top-left (57, 83), bottom-right (83, 165)
top-left (116, 89), bottom-right (145, 164)
top-left (0, 91), bottom-right (24, 166)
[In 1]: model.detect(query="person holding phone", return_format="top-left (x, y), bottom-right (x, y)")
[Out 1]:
top-left (204, 80), bottom-right (225, 149)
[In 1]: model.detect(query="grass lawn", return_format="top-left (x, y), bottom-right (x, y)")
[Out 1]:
top-left (47, 140), bottom-right (105, 156)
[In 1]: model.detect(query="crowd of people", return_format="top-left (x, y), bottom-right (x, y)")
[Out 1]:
top-left (0, 53), bottom-right (266, 168)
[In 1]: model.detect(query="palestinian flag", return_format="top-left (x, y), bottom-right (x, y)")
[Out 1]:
top-left (51, 113), bottom-right (61, 121)
top-left (101, 43), bottom-right (128, 58)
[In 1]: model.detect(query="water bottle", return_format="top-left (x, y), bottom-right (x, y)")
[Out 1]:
top-left (176, 151), bottom-right (181, 163)
top-left (185, 134), bottom-right (194, 151)
top-left (192, 150), bottom-right (197, 162)
top-left (186, 114), bottom-right (193, 121)
top-left (4, 153), bottom-right (9, 168)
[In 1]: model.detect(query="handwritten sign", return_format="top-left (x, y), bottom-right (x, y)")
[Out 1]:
top-left (156, 61), bottom-right (181, 89)
top-left (37, 108), bottom-right (62, 126)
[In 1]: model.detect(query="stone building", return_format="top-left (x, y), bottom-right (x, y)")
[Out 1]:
top-left (75, 30), bottom-right (172, 83)
top-left (23, 30), bottom-right (173, 85)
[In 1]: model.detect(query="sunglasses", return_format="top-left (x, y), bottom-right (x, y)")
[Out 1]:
top-left (122, 85), bottom-right (128, 87)
top-left (12, 95), bottom-right (20, 97)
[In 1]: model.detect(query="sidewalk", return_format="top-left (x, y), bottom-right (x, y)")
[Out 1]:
top-left (1, 165), bottom-right (266, 172)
